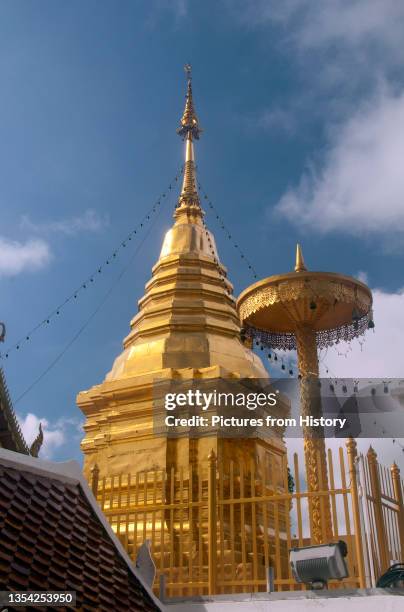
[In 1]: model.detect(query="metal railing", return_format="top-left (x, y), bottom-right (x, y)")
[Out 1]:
top-left (91, 440), bottom-right (404, 596)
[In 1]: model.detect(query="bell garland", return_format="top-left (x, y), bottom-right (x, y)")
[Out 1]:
top-left (243, 311), bottom-right (372, 352)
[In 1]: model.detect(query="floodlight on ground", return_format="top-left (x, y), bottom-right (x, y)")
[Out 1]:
top-left (289, 541), bottom-right (348, 589)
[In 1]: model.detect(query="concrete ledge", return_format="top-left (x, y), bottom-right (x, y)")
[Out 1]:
top-left (165, 588), bottom-right (404, 611)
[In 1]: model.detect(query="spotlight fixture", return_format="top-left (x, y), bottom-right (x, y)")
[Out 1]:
top-left (289, 541), bottom-right (348, 589)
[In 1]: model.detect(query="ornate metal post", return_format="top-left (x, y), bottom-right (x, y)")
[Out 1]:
top-left (208, 449), bottom-right (217, 595)
top-left (346, 438), bottom-right (366, 588)
top-left (367, 447), bottom-right (389, 573)
top-left (391, 462), bottom-right (404, 559)
top-left (296, 325), bottom-right (332, 543)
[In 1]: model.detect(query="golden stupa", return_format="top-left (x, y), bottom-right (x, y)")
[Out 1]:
top-left (77, 68), bottom-right (286, 482)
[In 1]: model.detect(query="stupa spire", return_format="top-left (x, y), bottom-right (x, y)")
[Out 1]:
top-left (175, 65), bottom-right (203, 220)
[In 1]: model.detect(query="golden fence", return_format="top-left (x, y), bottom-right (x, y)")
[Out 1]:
top-left (91, 440), bottom-right (404, 597)
top-left (359, 447), bottom-right (404, 584)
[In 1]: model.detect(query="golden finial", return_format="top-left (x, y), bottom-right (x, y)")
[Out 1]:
top-left (391, 462), bottom-right (400, 476)
top-left (177, 64), bottom-right (202, 140)
top-left (175, 65), bottom-right (203, 216)
top-left (367, 445), bottom-right (377, 462)
top-left (294, 243), bottom-right (307, 272)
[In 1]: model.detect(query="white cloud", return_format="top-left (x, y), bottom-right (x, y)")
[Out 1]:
top-left (18, 413), bottom-right (64, 459)
top-left (292, 0), bottom-right (404, 56)
top-left (319, 287), bottom-right (404, 378)
top-left (0, 237), bottom-right (50, 277)
top-left (245, 107), bottom-right (298, 136)
top-left (145, 0), bottom-right (188, 27)
top-left (229, 0), bottom-right (404, 60)
top-left (20, 208), bottom-right (109, 236)
top-left (0, 209), bottom-right (107, 278)
top-left (18, 412), bottom-right (84, 460)
top-left (230, 2), bottom-right (404, 242)
top-left (275, 89), bottom-right (404, 238)
top-left (230, 0), bottom-right (404, 128)
top-left (172, 0), bottom-right (187, 18)
top-left (356, 270), bottom-right (369, 285)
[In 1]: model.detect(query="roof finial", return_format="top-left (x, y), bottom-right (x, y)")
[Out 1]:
top-left (175, 65), bottom-right (203, 219)
top-left (295, 243), bottom-right (307, 272)
top-left (29, 422), bottom-right (44, 458)
top-left (0, 322), bottom-right (5, 342)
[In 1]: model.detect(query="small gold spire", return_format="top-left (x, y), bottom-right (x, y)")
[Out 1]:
top-left (175, 65), bottom-right (203, 220)
top-left (208, 449), bottom-right (216, 462)
top-left (295, 243), bottom-right (307, 272)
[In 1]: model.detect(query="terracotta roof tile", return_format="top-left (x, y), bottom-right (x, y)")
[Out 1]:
top-left (0, 463), bottom-right (161, 611)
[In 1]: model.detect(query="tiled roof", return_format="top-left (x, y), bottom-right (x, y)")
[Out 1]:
top-left (0, 449), bottom-right (163, 611)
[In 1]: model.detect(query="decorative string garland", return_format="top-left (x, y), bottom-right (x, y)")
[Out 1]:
top-left (197, 178), bottom-right (259, 281)
top-left (196, 177), bottom-right (301, 376)
top-left (5, 167), bottom-right (396, 453)
top-left (12, 177), bottom-right (174, 405)
top-left (0, 165), bottom-right (184, 361)
top-left (201, 217), bottom-right (232, 298)
top-left (317, 355), bottom-right (404, 453)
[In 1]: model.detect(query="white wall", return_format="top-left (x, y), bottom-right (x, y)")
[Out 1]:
top-left (168, 593), bottom-right (404, 612)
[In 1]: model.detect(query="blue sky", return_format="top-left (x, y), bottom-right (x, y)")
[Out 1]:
top-left (1, 0), bottom-right (404, 464)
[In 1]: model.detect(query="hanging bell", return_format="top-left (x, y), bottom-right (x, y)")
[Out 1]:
top-left (368, 319), bottom-right (375, 329)
top-left (281, 364), bottom-right (285, 371)
top-left (384, 384), bottom-right (388, 394)
top-left (274, 354), bottom-right (278, 362)
top-left (352, 307), bottom-right (360, 330)
top-left (342, 385), bottom-right (347, 393)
